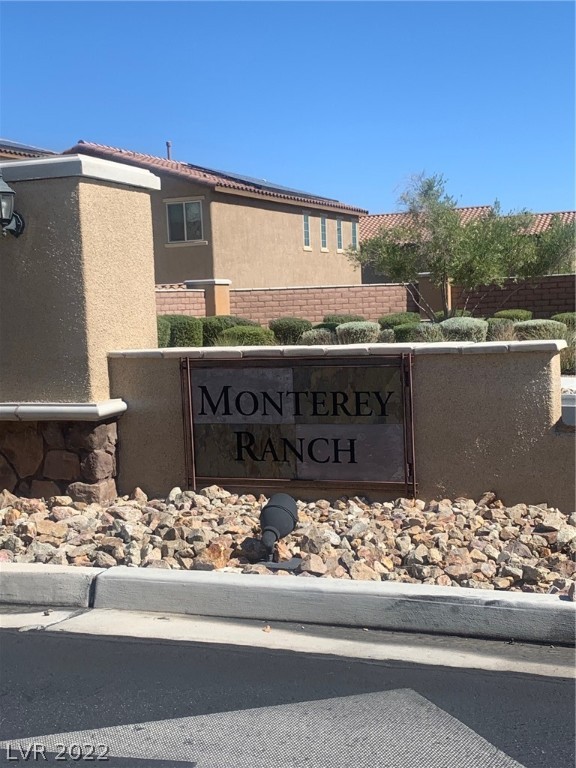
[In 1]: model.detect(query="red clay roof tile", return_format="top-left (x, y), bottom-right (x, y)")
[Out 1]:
top-left (360, 207), bottom-right (575, 242)
top-left (63, 141), bottom-right (368, 214)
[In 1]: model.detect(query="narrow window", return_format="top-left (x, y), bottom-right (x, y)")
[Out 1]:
top-left (337, 219), bottom-right (343, 250)
top-left (321, 216), bottom-right (327, 249)
top-left (303, 212), bottom-right (310, 247)
top-left (351, 221), bottom-right (358, 250)
top-left (167, 201), bottom-right (203, 242)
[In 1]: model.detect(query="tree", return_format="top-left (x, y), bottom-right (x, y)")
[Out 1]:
top-left (349, 173), bottom-right (568, 320)
top-left (525, 215), bottom-right (576, 277)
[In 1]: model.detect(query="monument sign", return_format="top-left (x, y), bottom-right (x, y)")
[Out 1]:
top-left (181, 357), bottom-right (415, 493)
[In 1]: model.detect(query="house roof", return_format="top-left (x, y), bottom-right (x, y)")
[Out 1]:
top-left (360, 206), bottom-right (576, 242)
top-left (0, 138), bottom-right (56, 159)
top-left (63, 141), bottom-right (368, 215)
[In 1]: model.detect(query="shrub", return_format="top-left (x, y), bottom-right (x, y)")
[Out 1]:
top-left (378, 312), bottom-right (421, 329)
top-left (393, 324), bottom-right (420, 342)
top-left (393, 323), bottom-right (444, 343)
top-left (440, 317), bottom-right (488, 342)
top-left (323, 313), bottom-right (365, 324)
top-left (551, 312), bottom-right (576, 331)
top-left (157, 316), bottom-right (171, 347)
top-left (314, 322), bottom-right (340, 333)
top-left (561, 334), bottom-right (576, 375)
top-left (200, 315), bottom-right (258, 346)
top-left (433, 309), bottom-right (472, 322)
top-left (377, 328), bottom-right (395, 343)
top-left (269, 317), bottom-right (313, 345)
top-left (514, 319), bottom-right (568, 341)
top-left (300, 328), bottom-right (338, 346)
top-left (493, 309), bottom-right (533, 322)
top-left (336, 321), bottom-right (381, 344)
top-left (486, 317), bottom-right (515, 342)
top-left (164, 315), bottom-right (203, 347)
top-left (215, 326), bottom-right (276, 346)
top-left (414, 323), bottom-right (444, 342)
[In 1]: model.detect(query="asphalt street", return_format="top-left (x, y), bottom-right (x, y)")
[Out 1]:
top-left (0, 627), bottom-right (573, 768)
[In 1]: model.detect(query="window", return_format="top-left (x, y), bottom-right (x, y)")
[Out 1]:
top-left (351, 221), bottom-right (358, 250)
top-left (166, 200), bottom-right (203, 242)
top-left (337, 219), bottom-right (343, 251)
top-left (320, 216), bottom-right (328, 250)
top-left (303, 212), bottom-right (311, 248)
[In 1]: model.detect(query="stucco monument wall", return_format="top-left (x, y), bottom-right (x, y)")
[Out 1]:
top-left (108, 341), bottom-right (574, 511)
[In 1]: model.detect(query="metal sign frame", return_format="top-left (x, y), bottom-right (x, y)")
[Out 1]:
top-left (181, 354), bottom-right (416, 497)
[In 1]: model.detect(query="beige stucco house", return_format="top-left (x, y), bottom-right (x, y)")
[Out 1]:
top-left (63, 141), bottom-right (367, 289)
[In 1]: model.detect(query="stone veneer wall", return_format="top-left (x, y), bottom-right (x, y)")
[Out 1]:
top-left (0, 420), bottom-right (118, 503)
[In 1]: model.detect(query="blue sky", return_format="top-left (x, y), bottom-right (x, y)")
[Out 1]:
top-left (0, 1), bottom-right (573, 214)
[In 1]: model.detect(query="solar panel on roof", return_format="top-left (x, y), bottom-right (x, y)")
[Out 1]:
top-left (184, 163), bottom-right (337, 202)
top-left (0, 138), bottom-right (55, 154)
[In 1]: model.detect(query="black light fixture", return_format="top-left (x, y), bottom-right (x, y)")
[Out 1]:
top-left (0, 170), bottom-right (25, 238)
top-left (257, 493), bottom-right (301, 571)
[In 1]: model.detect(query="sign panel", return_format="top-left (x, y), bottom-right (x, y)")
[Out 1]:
top-left (182, 358), bottom-right (414, 491)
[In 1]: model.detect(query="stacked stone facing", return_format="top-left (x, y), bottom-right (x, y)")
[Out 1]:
top-left (0, 420), bottom-right (117, 504)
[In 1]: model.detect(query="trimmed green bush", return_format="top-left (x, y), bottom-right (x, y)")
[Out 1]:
top-left (164, 315), bottom-right (203, 347)
top-left (269, 317), bottom-right (313, 345)
top-left (215, 326), bottom-right (276, 346)
top-left (157, 316), bottom-right (171, 347)
top-left (414, 323), bottom-right (444, 342)
top-left (393, 323), bottom-right (444, 343)
top-left (486, 317), bottom-right (515, 342)
top-left (200, 315), bottom-right (258, 346)
top-left (493, 309), bottom-right (533, 322)
top-left (377, 328), bottom-right (395, 343)
top-left (440, 317), bottom-right (488, 342)
top-left (336, 321), bottom-right (381, 344)
top-left (434, 309), bottom-right (472, 322)
top-left (323, 313), bottom-right (365, 324)
top-left (561, 333), bottom-right (576, 375)
top-left (378, 312), bottom-right (421, 329)
top-left (393, 324), bottom-right (420, 342)
top-left (551, 312), bottom-right (576, 331)
top-left (314, 322), bottom-right (340, 333)
top-left (300, 328), bottom-right (338, 346)
top-left (514, 319), bottom-right (568, 340)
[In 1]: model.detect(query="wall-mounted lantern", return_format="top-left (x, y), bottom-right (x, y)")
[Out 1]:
top-left (0, 170), bottom-right (25, 237)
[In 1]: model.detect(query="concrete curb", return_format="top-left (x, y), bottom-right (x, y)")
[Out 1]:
top-left (1, 564), bottom-right (574, 644)
top-left (0, 563), bottom-right (103, 608)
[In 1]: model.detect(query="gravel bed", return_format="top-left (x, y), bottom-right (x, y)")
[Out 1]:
top-left (0, 486), bottom-right (574, 599)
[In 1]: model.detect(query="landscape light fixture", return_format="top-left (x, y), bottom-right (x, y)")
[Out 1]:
top-left (0, 170), bottom-right (25, 238)
top-left (258, 493), bottom-right (301, 572)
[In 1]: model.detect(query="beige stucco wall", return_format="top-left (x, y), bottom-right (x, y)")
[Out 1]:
top-left (0, 177), bottom-right (91, 401)
top-left (108, 356), bottom-right (186, 490)
top-left (0, 165), bottom-right (158, 403)
top-left (151, 176), bottom-right (214, 284)
top-left (210, 193), bottom-right (361, 289)
top-left (78, 179), bottom-right (158, 401)
top-left (108, 345), bottom-right (574, 511)
top-left (412, 351), bottom-right (572, 507)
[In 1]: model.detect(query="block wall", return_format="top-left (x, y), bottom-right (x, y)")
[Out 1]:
top-left (452, 274), bottom-right (575, 318)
